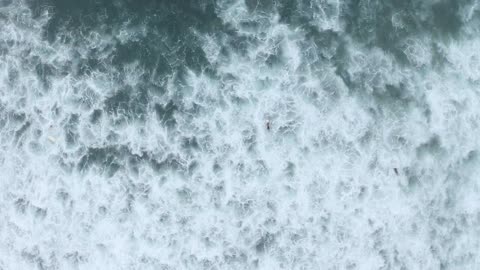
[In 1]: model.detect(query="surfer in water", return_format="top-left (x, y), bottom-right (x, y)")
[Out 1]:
top-left (266, 120), bottom-right (271, 131)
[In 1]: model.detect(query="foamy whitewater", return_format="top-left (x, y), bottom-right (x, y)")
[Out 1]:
top-left (1, 0), bottom-right (480, 269)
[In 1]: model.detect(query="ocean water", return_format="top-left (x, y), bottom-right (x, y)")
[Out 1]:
top-left (1, 0), bottom-right (480, 269)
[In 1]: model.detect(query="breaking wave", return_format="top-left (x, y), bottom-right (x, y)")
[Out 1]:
top-left (1, 0), bottom-right (480, 269)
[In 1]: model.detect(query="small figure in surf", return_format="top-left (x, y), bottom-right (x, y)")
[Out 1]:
top-left (266, 120), bottom-right (271, 131)
top-left (394, 168), bottom-right (399, 175)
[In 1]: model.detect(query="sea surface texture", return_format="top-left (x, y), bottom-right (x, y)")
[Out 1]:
top-left (1, 0), bottom-right (480, 269)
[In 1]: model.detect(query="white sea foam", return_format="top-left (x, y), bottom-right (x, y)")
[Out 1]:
top-left (1, 1), bottom-right (480, 269)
